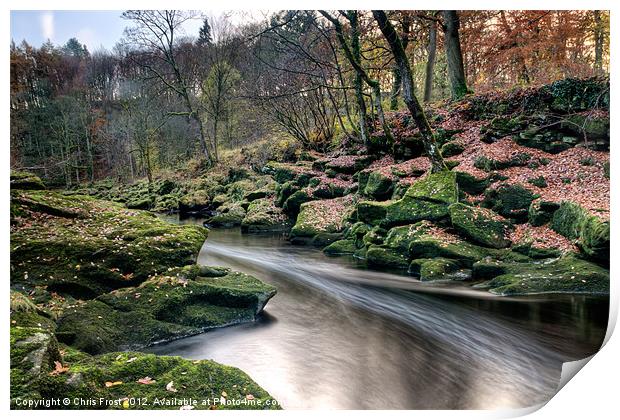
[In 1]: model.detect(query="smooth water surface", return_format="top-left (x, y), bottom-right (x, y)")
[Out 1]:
top-left (150, 217), bottom-right (608, 409)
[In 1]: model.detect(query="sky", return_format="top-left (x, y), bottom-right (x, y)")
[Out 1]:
top-left (10, 10), bottom-right (206, 52)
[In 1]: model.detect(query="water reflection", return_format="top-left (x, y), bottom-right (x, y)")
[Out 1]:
top-left (150, 220), bottom-right (608, 409)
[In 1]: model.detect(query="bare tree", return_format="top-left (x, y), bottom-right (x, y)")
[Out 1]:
top-left (122, 10), bottom-right (214, 164)
top-left (373, 10), bottom-right (446, 173)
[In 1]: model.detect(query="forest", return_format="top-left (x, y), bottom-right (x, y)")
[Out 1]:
top-left (10, 10), bottom-right (611, 411)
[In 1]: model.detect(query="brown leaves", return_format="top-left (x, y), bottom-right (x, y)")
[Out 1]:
top-left (137, 376), bottom-right (156, 385)
top-left (105, 381), bottom-right (123, 387)
top-left (49, 361), bottom-right (69, 376)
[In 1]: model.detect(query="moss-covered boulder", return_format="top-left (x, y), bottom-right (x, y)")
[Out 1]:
top-left (383, 221), bottom-right (435, 253)
top-left (11, 171), bottom-right (46, 190)
top-left (290, 196), bottom-right (354, 239)
top-left (482, 184), bottom-right (536, 222)
top-left (209, 203), bottom-right (246, 228)
top-left (11, 191), bottom-right (208, 299)
top-left (455, 172), bottom-right (489, 195)
top-left (323, 239), bottom-right (357, 255)
top-left (241, 198), bottom-right (288, 233)
top-left (363, 171), bottom-right (395, 200)
top-left (13, 348), bottom-right (279, 410)
top-left (528, 200), bottom-right (560, 226)
top-left (55, 266), bottom-right (276, 354)
top-left (282, 190), bottom-right (313, 216)
top-left (440, 142), bottom-right (465, 158)
top-left (408, 258), bottom-right (471, 282)
top-left (449, 203), bottom-right (512, 249)
top-left (473, 255), bottom-right (609, 295)
top-left (366, 245), bottom-right (409, 268)
top-left (551, 202), bottom-right (610, 263)
top-left (311, 232), bottom-right (343, 247)
top-left (357, 171), bottom-right (458, 228)
top-left (179, 190), bottom-right (210, 214)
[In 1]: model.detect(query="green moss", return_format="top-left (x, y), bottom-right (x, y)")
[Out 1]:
top-left (241, 198), bottom-right (288, 233)
top-left (440, 142), bottom-right (465, 158)
top-left (550, 201), bottom-right (589, 240)
top-left (11, 171), bottom-right (46, 190)
top-left (55, 268), bottom-right (276, 354)
top-left (449, 203), bottom-right (512, 248)
top-left (408, 258), bottom-right (471, 282)
top-left (366, 246), bottom-right (409, 268)
top-left (363, 171), bottom-right (395, 199)
top-left (362, 226), bottom-right (387, 246)
top-left (482, 184), bottom-right (536, 222)
top-left (209, 203), bottom-right (246, 228)
top-left (323, 239), bottom-right (357, 255)
top-left (11, 191), bottom-right (209, 299)
top-left (18, 350), bottom-right (279, 410)
top-left (455, 172), bottom-right (490, 195)
top-left (528, 201), bottom-right (560, 226)
top-left (474, 153), bottom-right (531, 172)
top-left (404, 171), bottom-right (458, 204)
top-left (473, 255), bottom-right (609, 296)
top-left (311, 232), bottom-right (343, 247)
top-left (282, 190), bottom-right (313, 216)
top-left (527, 176), bottom-right (548, 188)
top-left (383, 221), bottom-right (434, 253)
top-left (275, 181), bottom-right (298, 207)
top-left (179, 190), bottom-right (210, 214)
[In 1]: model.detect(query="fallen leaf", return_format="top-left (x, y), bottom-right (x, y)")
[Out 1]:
top-left (105, 381), bottom-right (123, 387)
top-left (179, 405), bottom-right (194, 410)
top-left (246, 394), bottom-right (255, 400)
top-left (49, 361), bottom-right (69, 376)
top-left (221, 391), bottom-right (228, 397)
top-left (137, 377), bottom-right (156, 385)
top-left (166, 381), bottom-right (178, 392)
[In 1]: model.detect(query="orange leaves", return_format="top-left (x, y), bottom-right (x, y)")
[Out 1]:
top-left (105, 381), bottom-right (123, 387)
top-left (49, 361), bottom-right (69, 376)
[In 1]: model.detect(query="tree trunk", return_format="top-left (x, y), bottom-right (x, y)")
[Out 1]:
top-left (389, 15), bottom-right (410, 110)
top-left (349, 12), bottom-right (369, 147)
top-left (424, 21), bottom-right (437, 102)
top-left (373, 11), bottom-right (446, 173)
top-left (594, 10), bottom-right (604, 74)
top-left (442, 11), bottom-right (468, 100)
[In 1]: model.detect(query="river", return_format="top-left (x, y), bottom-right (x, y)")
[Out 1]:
top-left (149, 216), bottom-right (608, 409)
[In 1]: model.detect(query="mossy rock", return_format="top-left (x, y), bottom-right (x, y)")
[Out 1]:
top-left (482, 184), bottom-right (536, 222)
top-left (11, 171), bottom-right (46, 190)
top-left (455, 172), bottom-right (490, 195)
top-left (241, 198), bottom-right (288, 233)
top-left (551, 202), bottom-right (609, 263)
top-left (362, 226), bottom-right (387, 246)
top-left (17, 350), bottom-right (279, 410)
top-left (290, 197), bottom-right (353, 239)
top-left (275, 181), bottom-right (299, 207)
top-left (179, 190), bottom-right (210, 214)
top-left (356, 171), bottom-right (458, 228)
top-left (408, 258), bottom-right (471, 282)
top-left (528, 201), bottom-right (560, 226)
top-left (323, 239), bottom-right (357, 255)
top-left (366, 245), bottom-right (409, 268)
top-left (11, 191), bottom-right (209, 299)
top-left (282, 190), bottom-right (313, 216)
top-left (55, 267), bottom-right (277, 354)
top-left (243, 189), bottom-right (270, 202)
top-left (440, 142), bottom-right (465, 158)
top-left (363, 171), bottom-right (395, 200)
top-left (311, 232), bottom-right (343, 247)
top-left (449, 203), bottom-right (512, 249)
top-left (473, 153), bottom-right (531, 172)
top-left (209, 203), bottom-right (246, 228)
top-left (473, 255), bottom-right (609, 296)
top-left (383, 221), bottom-right (435, 253)
top-left (404, 171), bottom-right (458, 204)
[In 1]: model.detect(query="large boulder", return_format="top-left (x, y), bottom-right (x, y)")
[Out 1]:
top-left (241, 198), bottom-right (288, 233)
top-left (55, 266), bottom-right (276, 354)
top-left (290, 196), bottom-right (354, 239)
top-left (551, 202), bottom-right (609, 263)
top-left (449, 203), bottom-right (513, 249)
top-left (473, 255), bottom-right (609, 296)
top-left (366, 245), bottom-right (409, 268)
top-left (10, 171), bottom-right (46, 190)
top-left (357, 171), bottom-right (457, 228)
top-left (482, 184), bottom-right (536, 222)
top-left (363, 171), bottom-right (395, 200)
top-left (408, 258), bottom-right (471, 282)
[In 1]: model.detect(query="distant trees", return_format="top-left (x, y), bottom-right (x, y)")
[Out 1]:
top-left (10, 10), bottom-right (610, 184)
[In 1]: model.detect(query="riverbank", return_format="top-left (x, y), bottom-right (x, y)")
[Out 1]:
top-left (70, 78), bottom-right (609, 297)
top-left (10, 185), bottom-right (279, 409)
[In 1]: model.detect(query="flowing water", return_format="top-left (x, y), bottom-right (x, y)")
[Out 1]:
top-left (150, 216), bottom-right (608, 409)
